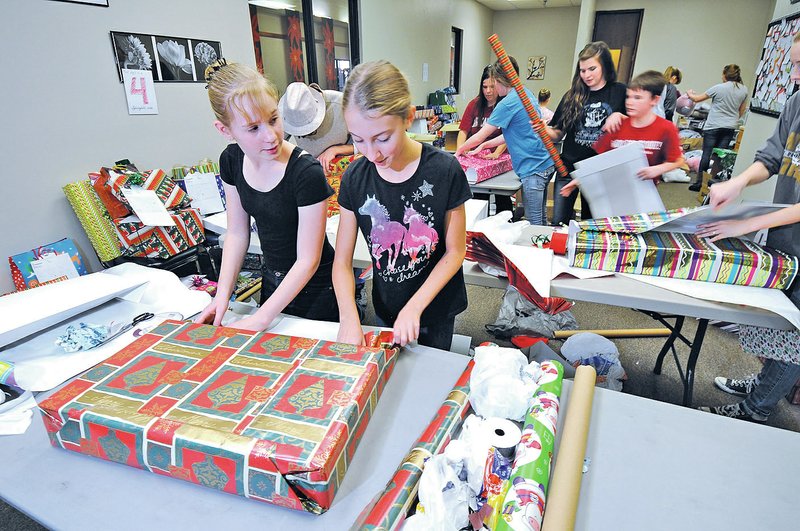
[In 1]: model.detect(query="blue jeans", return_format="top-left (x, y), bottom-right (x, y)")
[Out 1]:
top-left (696, 128), bottom-right (736, 184)
top-left (374, 314), bottom-right (455, 351)
top-left (520, 165), bottom-right (554, 226)
top-left (742, 358), bottom-right (800, 419)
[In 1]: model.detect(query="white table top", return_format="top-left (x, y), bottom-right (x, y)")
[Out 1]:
top-left (0, 318), bottom-right (470, 530)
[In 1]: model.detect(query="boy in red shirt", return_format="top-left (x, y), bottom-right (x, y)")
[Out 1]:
top-left (561, 70), bottom-right (684, 196)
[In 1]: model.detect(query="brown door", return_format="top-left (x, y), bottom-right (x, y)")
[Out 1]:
top-left (592, 9), bottom-right (644, 85)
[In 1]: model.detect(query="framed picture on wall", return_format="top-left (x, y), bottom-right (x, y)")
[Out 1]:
top-left (111, 31), bottom-right (222, 83)
top-left (527, 56), bottom-right (546, 80)
top-left (751, 12), bottom-right (800, 116)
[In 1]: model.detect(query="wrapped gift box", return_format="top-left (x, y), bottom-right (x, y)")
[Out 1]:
top-left (113, 208), bottom-right (205, 259)
top-left (37, 320), bottom-right (399, 513)
top-left (569, 226), bottom-right (797, 289)
top-left (456, 150), bottom-right (513, 184)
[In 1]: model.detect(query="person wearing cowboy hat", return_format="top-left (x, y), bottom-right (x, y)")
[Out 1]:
top-left (279, 82), bottom-right (354, 175)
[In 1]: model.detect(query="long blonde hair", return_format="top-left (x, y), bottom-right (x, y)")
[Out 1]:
top-left (205, 60), bottom-right (280, 126)
top-left (343, 60), bottom-right (411, 119)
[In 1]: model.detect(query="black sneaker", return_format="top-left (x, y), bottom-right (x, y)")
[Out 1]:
top-left (697, 403), bottom-right (767, 423)
top-left (714, 376), bottom-right (757, 397)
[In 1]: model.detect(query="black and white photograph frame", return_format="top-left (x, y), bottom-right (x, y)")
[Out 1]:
top-left (527, 55), bottom-right (546, 81)
top-left (111, 31), bottom-right (222, 83)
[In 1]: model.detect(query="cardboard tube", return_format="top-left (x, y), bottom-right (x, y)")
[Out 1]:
top-left (235, 281), bottom-right (262, 302)
top-left (553, 328), bottom-right (671, 339)
top-left (541, 365), bottom-right (596, 531)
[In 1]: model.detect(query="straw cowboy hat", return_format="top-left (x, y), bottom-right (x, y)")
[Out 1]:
top-left (279, 82), bottom-right (327, 137)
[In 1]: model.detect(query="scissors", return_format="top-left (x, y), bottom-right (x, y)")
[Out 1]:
top-left (89, 312), bottom-right (154, 350)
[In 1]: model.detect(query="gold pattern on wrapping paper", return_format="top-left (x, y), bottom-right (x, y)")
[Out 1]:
top-left (288, 380), bottom-right (325, 414)
top-left (161, 370), bottom-right (185, 385)
top-left (401, 448), bottom-right (432, 470)
top-left (293, 337), bottom-right (317, 350)
top-left (327, 343), bottom-right (359, 356)
top-left (446, 389), bottom-right (468, 406)
top-left (169, 464), bottom-right (193, 481)
top-left (248, 415), bottom-right (327, 442)
top-left (77, 390), bottom-right (144, 413)
top-left (327, 390), bottom-right (353, 407)
top-left (149, 417), bottom-right (184, 439)
top-left (245, 386), bottom-right (274, 402)
top-left (166, 409), bottom-right (238, 432)
top-left (260, 335), bottom-right (291, 353)
top-left (152, 342), bottom-right (212, 359)
top-left (186, 325), bottom-right (218, 342)
top-left (98, 430), bottom-right (130, 463)
top-left (229, 355), bottom-right (292, 374)
top-left (138, 402), bottom-right (171, 417)
top-left (123, 361), bottom-right (167, 388)
top-left (303, 358), bottom-right (366, 378)
top-left (310, 425), bottom-right (346, 469)
top-left (80, 438), bottom-right (100, 457)
top-left (87, 403), bottom-right (157, 428)
top-left (207, 376), bottom-right (247, 408)
top-left (192, 455), bottom-right (229, 490)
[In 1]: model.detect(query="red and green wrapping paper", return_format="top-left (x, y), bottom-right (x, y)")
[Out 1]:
top-left (569, 214), bottom-right (798, 289)
top-left (354, 360), bottom-right (474, 530)
top-left (496, 360), bottom-right (564, 531)
top-left (113, 208), bottom-right (205, 259)
top-left (488, 34), bottom-right (567, 178)
top-left (37, 321), bottom-right (398, 514)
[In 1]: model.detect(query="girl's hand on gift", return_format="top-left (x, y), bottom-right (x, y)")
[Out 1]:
top-left (696, 218), bottom-right (754, 242)
top-left (194, 297), bottom-right (229, 326)
top-left (393, 305), bottom-right (421, 347)
top-left (482, 150), bottom-right (501, 160)
top-left (337, 319), bottom-right (366, 346)
top-left (317, 147), bottom-right (338, 175)
top-left (467, 143), bottom-right (487, 157)
top-left (637, 166), bottom-right (661, 180)
top-left (560, 179), bottom-right (580, 197)
top-left (708, 178), bottom-right (746, 209)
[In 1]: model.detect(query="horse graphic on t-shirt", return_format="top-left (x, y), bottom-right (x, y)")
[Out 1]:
top-left (402, 206), bottom-right (438, 267)
top-left (359, 195), bottom-right (407, 272)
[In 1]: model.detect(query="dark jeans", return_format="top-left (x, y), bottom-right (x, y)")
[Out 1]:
top-left (374, 314), bottom-right (456, 351)
top-left (696, 128), bottom-right (736, 184)
top-left (260, 265), bottom-right (339, 323)
top-left (552, 171), bottom-right (591, 225)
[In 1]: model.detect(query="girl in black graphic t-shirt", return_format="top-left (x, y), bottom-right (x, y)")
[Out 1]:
top-left (335, 61), bottom-right (471, 350)
top-left (195, 61), bottom-right (337, 331)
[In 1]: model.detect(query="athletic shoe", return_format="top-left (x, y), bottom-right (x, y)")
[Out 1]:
top-left (713, 376), bottom-right (757, 397)
top-left (697, 402), bottom-right (767, 423)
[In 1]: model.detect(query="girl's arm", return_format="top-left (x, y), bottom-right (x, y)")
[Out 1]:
top-left (472, 134), bottom-right (506, 155)
top-left (194, 183), bottom-right (249, 325)
top-left (393, 204), bottom-right (467, 346)
top-left (546, 125), bottom-right (564, 142)
top-left (738, 98), bottom-right (748, 118)
top-left (454, 123), bottom-right (499, 156)
top-left (333, 207), bottom-right (365, 345)
top-left (231, 200), bottom-right (328, 331)
top-left (318, 144), bottom-right (355, 175)
top-left (456, 130), bottom-right (468, 149)
top-left (686, 89), bottom-right (710, 103)
top-left (601, 112), bottom-right (626, 133)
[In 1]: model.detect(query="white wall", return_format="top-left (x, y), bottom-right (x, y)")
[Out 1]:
top-left (360, 0), bottom-right (495, 112)
top-left (492, 7), bottom-right (581, 102)
top-left (0, 0), bottom-right (254, 295)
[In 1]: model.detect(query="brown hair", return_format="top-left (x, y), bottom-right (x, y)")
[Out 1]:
top-left (538, 88), bottom-right (551, 104)
top-left (663, 66), bottom-right (682, 84)
top-left (723, 64), bottom-right (743, 85)
top-left (490, 56), bottom-right (520, 87)
top-left (205, 60), bottom-right (280, 126)
top-left (629, 70), bottom-right (666, 98)
top-left (559, 41), bottom-right (618, 131)
top-left (343, 60), bottom-right (411, 120)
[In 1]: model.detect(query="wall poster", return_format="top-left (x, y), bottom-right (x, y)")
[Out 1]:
top-left (751, 13), bottom-right (800, 116)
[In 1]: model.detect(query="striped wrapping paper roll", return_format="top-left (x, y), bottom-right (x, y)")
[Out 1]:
top-left (353, 360), bottom-right (474, 531)
top-left (495, 360), bottom-right (564, 531)
top-left (171, 159), bottom-right (220, 179)
top-left (62, 180), bottom-right (122, 262)
top-left (488, 34), bottom-right (568, 178)
top-left (0, 360), bottom-right (18, 388)
top-left (577, 207), bottom-right (693, 234)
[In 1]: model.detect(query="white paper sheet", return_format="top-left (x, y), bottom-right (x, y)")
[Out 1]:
top-left (621, 273), bottom-right (800, 330)
top-left (0, 272), bottom-right (146, 347)
top-left (572, 142), bottom-right (664, 218)
top-left (30, 253), bottom-right (80, 283)
top-left (495, 241), bottom-right (554, 297)
top-left (0, 391), bottom-right (36, 435)
top-left (120, 188), bottom-right (175, 226)
top-left (184, 172), bottom-right (225, 215)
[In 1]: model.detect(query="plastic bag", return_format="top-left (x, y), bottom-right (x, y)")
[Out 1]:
top-left (662, 168), bottom-right (690, 183)
top-left (486, 285), bottom-right (578, 339)
top-left (402, 452), bottom-right (471, 531)
top-left (469, 345), bottom-right (537, 421)
top-left (559, 332), bottom-right (627, 391)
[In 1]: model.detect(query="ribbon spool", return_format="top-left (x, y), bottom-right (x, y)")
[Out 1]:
top-left (488, 34), bottom-right (568, 178)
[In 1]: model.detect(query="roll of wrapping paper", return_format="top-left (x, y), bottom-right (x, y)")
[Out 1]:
top-left (352, 360), bottom-right (474, 531)
top-left (488, 34), bottom-right (568, 178)
top-left (541, 365), bottom-right (596, 531)
top-left (495, 360), bottom-right (564, 531)
top-left (0, 360), bottom-right (18, 388)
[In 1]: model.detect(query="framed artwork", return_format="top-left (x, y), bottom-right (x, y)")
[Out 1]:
top-left (527, 56), bottom-right (546, 81)
top-left (751, 13), bottom-right (800, 116)
top-left (110, 31), bottom-right (222, 83)
top-left (49, 0), bottom-right (108, 6)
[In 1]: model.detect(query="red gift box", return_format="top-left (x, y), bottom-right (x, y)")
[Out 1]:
top-left (37, 321), bottom-right (398, 513)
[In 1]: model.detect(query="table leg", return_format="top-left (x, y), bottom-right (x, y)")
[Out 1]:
top-left (653, 315), bottom-right (685, 375)
top-left (683, 318), bottom-right (709, 408)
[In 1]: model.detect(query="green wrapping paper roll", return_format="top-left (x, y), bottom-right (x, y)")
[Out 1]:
top-left (488, 34), bottom-right (568, 178)
top-left (63, 180), bottom-right (122, 262)
top-left (495, 360), bottom-right (564, 531)
top-left (353, 360), bottom-right (474, 531)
